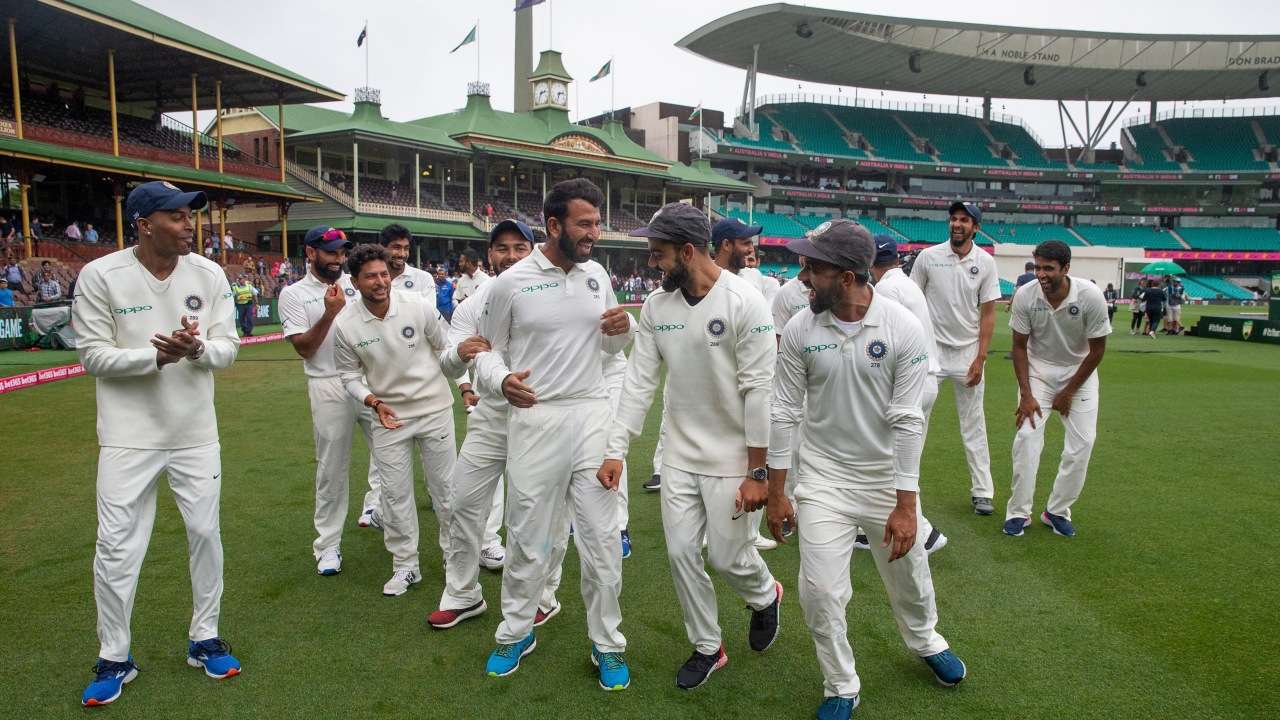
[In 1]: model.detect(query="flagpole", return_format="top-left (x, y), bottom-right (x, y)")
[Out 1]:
top-left (610, 57), bottom-right (615, 121)
top-left (549, 0), bottom-right (554, 50)
top-left (476, 18), bottom-right (480, 82)
top-left (698, 104), bottom-right (703, 160)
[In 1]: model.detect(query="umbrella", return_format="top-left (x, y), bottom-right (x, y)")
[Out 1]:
top-left (1138, 260), bottom-right (1185, 276)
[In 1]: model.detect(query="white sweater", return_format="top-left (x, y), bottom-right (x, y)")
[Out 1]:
top-left (607, 270), bottom-right (775, 477)
top-left (72, 248), bottom-right (240, 449)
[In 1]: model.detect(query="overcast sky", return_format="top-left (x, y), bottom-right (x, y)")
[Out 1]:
top-left (147, 0), bottom-right (1280, 148)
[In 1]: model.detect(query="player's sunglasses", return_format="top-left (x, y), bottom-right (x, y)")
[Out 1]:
top-left (320, 228), bottom-right (347, 242)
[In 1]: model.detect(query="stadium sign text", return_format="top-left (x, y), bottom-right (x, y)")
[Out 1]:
top-left (1226, 55), bottom-right (1280, 68)
top-left (0, 316), bottom-right (22, 339)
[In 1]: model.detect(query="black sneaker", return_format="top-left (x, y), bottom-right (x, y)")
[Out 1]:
top-left (644, 474), bottom-right (661, 492)
top-left (748, 581), bottom-right (783, 651)
top-left (971, 496), bottom-right (994, 516)
top-left (852, 533), bottom-right (871, 551)
top-left (924, 527), bottom-right (948, 555)
top-left (676, 647), bottom-right (727, 689)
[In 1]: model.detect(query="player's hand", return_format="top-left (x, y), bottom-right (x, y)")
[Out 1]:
top-left (965, 356), bottom-right (985, 387)
top-left (766, 492), bottom-right (797, 544)
top-left (1015, 393), bottom-right (1042, 430)
top-left (151, 317), bottom-right (199, 363)
top-left (597, 459), bottom-right (623, 490)
top-left (882, 503), bottom-right (917, 562)
top-left (179, 315), bottom-right (201, 337)
top-left (323, 283), bottom-right (345, 316)
top-left (738, 476), bottom-right (769, 513)
top-left (375, 402), bottom-right (402, 430)
top-left (461, 389), bottom-right (481, 408)
top-left (599, 307), bottom-right (630, 336)
top-left (457, 335), bottom-right (491, 362)
top-left (1051, 388), bottom-right (1075, 418)
top-left (501, 369), bottom-right (537, 408)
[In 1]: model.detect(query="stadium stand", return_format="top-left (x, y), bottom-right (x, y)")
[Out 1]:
top-left (726, 209), bottom-right (807, 237)
top-left (1074, 224), bottom-right (1184, 249)
top-left (1157, 117), bottom-right (1267, 171)
top-left (899, 111), bottom-right (998, 166)
top-left (984, 222), bottom-right (1085, 246)
top-left (828, 107), bottom-right (931, 162)
top-left (999, 278), bottom-right (1017, 296)
top-left (1125, 124), bottom-right (1184, 170)
top-left (984, 122), bottom-right (1059, 168)
top-left (729, 113), bottom-right (796, 152)
top-left (887, 216), bottom-right (992, 245)
top-left (770, 104), bottom-right (867, 158)
top-left (1174, 227), bottom-right (1280, 251)
top-left (1181, 275), bottom-right (1255, 300)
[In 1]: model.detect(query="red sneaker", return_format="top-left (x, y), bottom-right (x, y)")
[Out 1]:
top-left (427, 599), bottom-right (487, 629)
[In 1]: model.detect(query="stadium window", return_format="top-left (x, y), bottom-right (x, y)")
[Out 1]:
top-left (253, 138), bottom-right (260, 161)
top-left (262, 136), bottom-right (270, 164)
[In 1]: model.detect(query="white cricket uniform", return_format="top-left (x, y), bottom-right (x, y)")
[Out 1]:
top-left (911, 241), bottom-right (1000, 500)
top-left (772, 277), bottom-right (812, 499)
top-left (72, 248), bottom-right (240, 662)
top-left (278, 272), bottom-right (383, 559)
top-left (333, 291), bottom-right (457, 574)
top-left (1008, 277), bottom-right (1111, 521)
top-left (475, 244), bottom-right (633, 651)
top-left (603, 349), bottom-right (630, 531)
top-left (391, 264), bottom-right (437, 307)
top-left (455, 268), bottom-right (490, 304)
top-left (606, 270), bottom-right (778, 654)
top-left (770, 295), bottom-right (949, 700)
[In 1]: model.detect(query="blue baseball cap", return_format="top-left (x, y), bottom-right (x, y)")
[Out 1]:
top-left (948, 201), bottom-right (982, 224)
top-left (490, 218), bottom-right (535, 245)
top-left (873, 234), bottom-right (899, 266)
top-left (710, 217), bottom-right (763, 247)
top-left (125, 181), bottom-right (207, 224)
top-left (304, 225), bottom-right (353, 252)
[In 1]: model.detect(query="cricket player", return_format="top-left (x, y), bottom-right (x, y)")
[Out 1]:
top-left (454, 247), bottom-right (490, 304)
top-left (1006, 241), bottom-right (1110, 539)
top-left (911, 201), bottom-right (1000, 515)
top-left (333, 244), bottom-right (457, 597)
top-left (474, 179), bottom-right (634, 690)
top-left (380, 223), bottom-right (436, 301)
top-left (765, 220), bottom-right (966, 720)
top-left (600, 202), bottom-right (782, 690)
top-left (75, 181), bottom-right (241, 706)
top-left (279, 226), bottom-right (384, 576)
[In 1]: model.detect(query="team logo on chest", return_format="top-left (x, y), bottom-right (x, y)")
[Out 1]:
top-left (969, 265), bottom-right (980, 275)
top-left (866, 339), bottom-right (888, 366)
top-left (184, 294), bottom-right (204, 312)
top-left (1068, 305), bottom-right (1080, 316)
top-left (401, 326), bottom-right (415, 339)
top-left (404, 280), bottom-right (415, 289)
top-left (586, 277), bottom-right (600, 292)
top-left (707, 318), bottom-right (727, 337)
top-left (344, 288), bottom-right (356, 297)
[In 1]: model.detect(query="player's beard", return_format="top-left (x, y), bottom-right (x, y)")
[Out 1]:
top-left (950, 228), bottom-right (971, 249)
top-left (557, 229), bottom-right (592, 263)
top-left (661, 257), bottom-right (691, 293)
top-left (315, 262), bottom-right (342, 283)
top-left (726, 248), bottom-right (746, 273)
top-left (809, 282), bottom-right (840, 315)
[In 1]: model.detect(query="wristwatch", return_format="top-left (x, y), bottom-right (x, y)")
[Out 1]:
top-left (188, 340), bottom-right (205, 361)
top-left (750, 466), bottom-right (768, 483)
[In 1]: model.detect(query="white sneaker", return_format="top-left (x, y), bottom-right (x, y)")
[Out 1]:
top-left (480, 545), bottom-right (506, 570)
top-left (754, 535), bottom-right (778, 550)
top-left (316, 548), bottom-right (342, 576)
top-left (358, 508), bottom-right (382, 530)
top-left (382, 568), bottom-right (420, 597)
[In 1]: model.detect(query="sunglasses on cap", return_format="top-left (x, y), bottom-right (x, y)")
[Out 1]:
top-left (320, 228), bottom-right (346, 242)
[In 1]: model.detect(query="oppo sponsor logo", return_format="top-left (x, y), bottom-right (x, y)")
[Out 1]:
top-left (113, 305), bottom-right (153, 315)
top-left (521, 281), bottom-right (560, 294)
top-left (750, 324), bottom-right (775, 334)
top-left (654, 323), bottom-right (685, 332)
top-left (355, 337), bottom-right (381, 349)
top-left (803, 343), bottom-right (838, 354)
top-left (910, 353), bottom-right (929, 365)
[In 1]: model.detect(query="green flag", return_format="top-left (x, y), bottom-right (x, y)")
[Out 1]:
top-left (451, 25), bottom-right (477, 53)
top-left (590, 59), bottom-right (611, 82)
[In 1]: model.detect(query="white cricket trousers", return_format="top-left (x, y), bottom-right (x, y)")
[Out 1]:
top-left (796, 482), bottom-right (950, 699)
top-left (607, 383), bottom-right (630, 531)
top-left (1008, 366), bottom-right (1099, 521)
top-left (368, 408), bottom-right (456, 573)
top-left (661, 467), bottom-right (777, 654)
top-left (94, 442), bottom-right (224, 662)
top-left (935, 342), bottom-right (995, 500)
top-left (307, 376), bottom-right (383, 558)
top-left (496, 401), bottom-right (625, 652)
top-left (856, 381), bottom-right (938, 541)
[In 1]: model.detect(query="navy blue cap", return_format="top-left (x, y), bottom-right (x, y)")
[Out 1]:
top-left (304, 225), bottom-right (353, 252)
top-left (490, 218), bottom-right (535, 245)
top-left (873, 234), bottom-right (899, 266)
top-left (711, 217), bottom-right (763, 246)
top-left (125, 181), bottom-right (207, 224)
top-left (948, 201), bottom-right (982, 224)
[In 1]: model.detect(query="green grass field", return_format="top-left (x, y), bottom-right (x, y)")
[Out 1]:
top-left (2, 304), bottom-right (1277, 718)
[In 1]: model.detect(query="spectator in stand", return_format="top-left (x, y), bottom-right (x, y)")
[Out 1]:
top-left (1164, 278), bottom-right (1185, 335)
top-left (65, 220), bottom-right (83, 241)
top-left (0, 214), bottom-right (14, 243)
top-left (256, 258), bottom-right (266, 277)
top-left (31, 215), bottom-right (44, 240)
top-left (1129, 283), bottom-right (1146, 335)
top-left (84, 224), bottom-right (99, 243)
top-left (434, 267), bottom-right (455, 322)
top-left (0, 278), bottom-right (13, 307)
top-left (38, 261), bottom-right (63, 303)
top-left (223, 232), bottom-right (235, 252)
top-left (278, 257), bottom-right (294, 279)
top-left (207, 233), bottom-right (220, 254)
top-left (484, 203), bottom-right (494, 221)
top-left (1142, 279), bottom-right (1166, 338)
top-left (1103, 283), bottom-right (1118, 323)
top-left (4, 258), bottom-right (23, 288)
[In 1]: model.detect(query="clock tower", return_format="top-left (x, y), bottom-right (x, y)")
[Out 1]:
top-left (529, 50), bottom-right (572, 113)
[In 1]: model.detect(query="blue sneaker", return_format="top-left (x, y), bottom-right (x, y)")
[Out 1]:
top-left (921, 648), bottom-right (966, 687)
top-left (486, 634), bottom-right (536, 677)
top-left (1041, 511), bottom-right (1076, 538)
top-left (591, 646), bottom-right (631, 691)
top-left (81, 657), bottom-right (138, 707)
top-left (1003, 517), bottom-right (1030, 537)
top-left (816, 695), bottom-right (860, 720)
top-left (187, 638), bottom-right (241, 679)
top-left (621, 529), bottom-right (632, 559)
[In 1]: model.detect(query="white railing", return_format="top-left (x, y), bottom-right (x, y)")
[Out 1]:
top-left (752, 92), bottom-right (1047, 148)
top-left (1124, 105), bottom-right (1280, 127)
top-left (356, 201), bottom-right (474, 223)
top-left (286, 161), bottom-right (354, 207)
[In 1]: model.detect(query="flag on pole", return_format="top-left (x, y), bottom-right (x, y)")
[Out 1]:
top-left (356, 24), bottom-right (367, 47)
top-left (590, 59), bottom-right (611, 82)
top-left (514, 0), bottom-right (546, 9)
top-left (689, 103), bottom-right (702, 121)
top-left (451, 24), bottom-right (477, 53)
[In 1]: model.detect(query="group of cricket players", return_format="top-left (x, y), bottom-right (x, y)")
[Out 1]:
top-left (73, 179), bottom-right (1111, 719)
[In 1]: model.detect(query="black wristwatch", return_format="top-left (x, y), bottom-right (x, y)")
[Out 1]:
top-left (750, 466), bottom-right (768, 483)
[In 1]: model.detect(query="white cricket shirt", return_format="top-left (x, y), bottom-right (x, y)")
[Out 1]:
top-left (737, 266), bottom-right (778, 303)
top-left (278, 272), bottom-right (362, 378)
top-left (475, 244), bottom-right (633, 404)
top-left (771, 277), bottom-right (811, 336)
top-left (1010, 276), bottom-right (1111, 374)
top-left (455, 269), bottom-right (490, 304)
top-left (333, 290), bottom-right (454, 420)
top-left (769, 293), bottom-right (929, 491)
top-left (72, 248), bottom-right (240, 449)
top-left (391, 264), bottom-right (437, 308)
top-left (911, 241), bottom-right (1000, 348)
top-left (875, 267), bottom-right (942, 375)
top-left (607, 270), bottom-right (775, 477)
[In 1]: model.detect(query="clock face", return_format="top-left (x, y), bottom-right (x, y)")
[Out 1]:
top-left (551, 82), bottom-right (567, 106)
top-left (534, 81), bottom-right (550, 105)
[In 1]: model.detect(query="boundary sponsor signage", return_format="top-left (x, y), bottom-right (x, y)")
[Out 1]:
top-left (1194, 316), bottom-right (1280, 344)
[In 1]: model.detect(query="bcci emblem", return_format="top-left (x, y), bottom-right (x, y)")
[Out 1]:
top-left (1069, 305), bottom-right (1080, 316)
top-left (404, 280), bottom-right (414, 289)
top-left (707, 318), bottom-right (727, 337)
top-left (969, 265), bottom-right (980, 275)
top-left (1242, 321), bottom-right (1254, 340)
top-left (866, 340), bottom-right (888, 363)
top-left (586, 277), bottom-right (600, 292)
top-left (810, 221), bottom-right (832, 237)
top-left (401, 326), bottom-right (415, 340)
top-left (184, 294), bottom-right (204, 312)
top-left (344, 288), bottom-right (356, 297)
